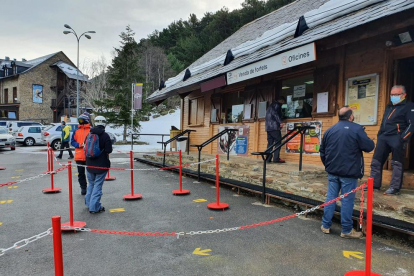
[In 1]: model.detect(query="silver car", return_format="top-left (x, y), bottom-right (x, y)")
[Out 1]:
top-left (41, 123), bottom-right (79, 150)
top-left (41, 123), bottom-right (116, 150)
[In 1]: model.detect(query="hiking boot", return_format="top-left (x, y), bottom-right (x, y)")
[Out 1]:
top-left (56, 156), bottom-right (62, 159)
top-left (341, 229), bottom-right (363, 239)
top-left (90, 207), bottom-right (105, 214)
top-left (68, 156), bottom-right (74, 159)
top-left (383, 188), bottom-right (400, 196)
top-left (321, 226), bottom-right (330, 234)
top-left (81, 189), bottom-right (87, 196)
top-left (274, 159), bottom-right (286, 163)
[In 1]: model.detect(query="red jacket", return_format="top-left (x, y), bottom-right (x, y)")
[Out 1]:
top-left (70, 124), bottom-right (91, 161)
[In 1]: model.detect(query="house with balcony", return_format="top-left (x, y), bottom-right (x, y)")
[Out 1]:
top-left (0, 51), bottom-right (88, 123)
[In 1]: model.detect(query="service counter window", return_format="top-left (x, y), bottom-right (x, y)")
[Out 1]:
top-left (222, 92), bottom-right (245, 123)
top-left (280, 75), bottom-right (314, 119)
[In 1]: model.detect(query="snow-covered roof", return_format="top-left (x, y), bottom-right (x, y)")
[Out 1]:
top-left (52, 61), bottom-right (88, 81)
top-left (148, 0), bottom-right (414, 103)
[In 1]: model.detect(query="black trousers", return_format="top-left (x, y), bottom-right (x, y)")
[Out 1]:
top-left (58, 141), bottom-right (74, 158)
top-left (266, 130), bottom-right (282, 162)
top-left (76, 160), bottom-right (87, 190)
top-left (370, 135), bottom-right (405, 190)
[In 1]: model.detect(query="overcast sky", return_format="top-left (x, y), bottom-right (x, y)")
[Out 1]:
top-left (1, 0), bottom-right (242, 67)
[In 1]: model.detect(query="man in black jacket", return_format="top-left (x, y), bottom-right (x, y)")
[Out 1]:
top-left (320, 106), bottom-right (374, 238)
top-left (265, 96), bottom-right (286, 163)
top-left (370, 85), bottom-right (414, 195)
top-left (85, 116), bottom-right (113, 214)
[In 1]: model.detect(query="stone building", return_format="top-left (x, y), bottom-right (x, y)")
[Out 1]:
top-left (0, 51), bottom-right (88, 123)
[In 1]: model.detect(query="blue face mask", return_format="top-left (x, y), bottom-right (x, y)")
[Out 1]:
top-left (390, 96), bottom-right (401, 104)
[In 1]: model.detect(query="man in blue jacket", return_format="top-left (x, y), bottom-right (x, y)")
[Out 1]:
top-left (319, 106), bottom-right (375, 238)
top-left (265, 96), bottom-right (286, 163)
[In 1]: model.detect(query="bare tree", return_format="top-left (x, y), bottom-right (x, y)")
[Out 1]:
top-left (80, 55), bottom-right (109, 109)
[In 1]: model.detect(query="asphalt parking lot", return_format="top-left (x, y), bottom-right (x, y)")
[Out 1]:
top-left (1, 145), bottom-right (414, 276)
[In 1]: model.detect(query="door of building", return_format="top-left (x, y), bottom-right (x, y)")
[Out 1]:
top-left (394, 56), bottom-right (414, 169)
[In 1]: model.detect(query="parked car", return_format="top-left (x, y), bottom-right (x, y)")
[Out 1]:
top-left (6, 121), bottom-right (43, 134)
top-left (41, 123), bottom-right (79, 151)
top-left (0, 127), bottom-right (16, 150)
top-left (14, 125), bottom-right (47, 146)
top-left (42, 123), bottom-right (116, 151)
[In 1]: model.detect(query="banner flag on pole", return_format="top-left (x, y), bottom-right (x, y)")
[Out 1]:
top-left (133, 83), bottom-right (143, 110)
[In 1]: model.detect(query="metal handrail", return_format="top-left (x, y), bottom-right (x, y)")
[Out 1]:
top-left (251, 126), bottom-right (315, 203)
top-left (158, 129), bottom-right (196, 166)
top-left (190, 128), bottom-right (238, 181)
top-left (130, 133), bottom-right (170, 150)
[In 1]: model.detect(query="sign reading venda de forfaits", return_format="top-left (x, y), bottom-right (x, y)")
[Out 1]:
top-left (226, 43), bottom-right (316, 85)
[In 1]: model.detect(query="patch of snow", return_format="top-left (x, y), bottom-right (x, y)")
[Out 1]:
top-left (106, 109), bottom-right (180, 153)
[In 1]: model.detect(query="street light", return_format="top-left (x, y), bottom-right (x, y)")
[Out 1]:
top-left (63, 24), bottom-right (96, 118)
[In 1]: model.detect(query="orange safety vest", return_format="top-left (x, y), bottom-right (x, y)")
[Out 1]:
top-left (73, 124), bottom-right (91, 161)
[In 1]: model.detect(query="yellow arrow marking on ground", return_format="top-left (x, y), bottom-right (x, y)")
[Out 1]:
top-left (193, 199), bottom-right (207, 203)
top-left (0, 222), bottom-right (3, 226)
top-left (109, 208), bottom-right (125, 213)
top-left (343, 251), bottom-right (364, 260)
top-left (15, 169), bottom-right (24, 172)
top-left (193, 248), bottom-right (212, 256)
top-left (8, 186), bottom-right (18, 189)
top-left (0, 200), bottom-right (13, 204)
top-left (11, 176), bottom-right (20, 179)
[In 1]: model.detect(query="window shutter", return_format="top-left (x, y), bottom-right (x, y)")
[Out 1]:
top-left (210, 96), bottom-right (221, 123)
top-left (312, 65), bottom-right (338, 116)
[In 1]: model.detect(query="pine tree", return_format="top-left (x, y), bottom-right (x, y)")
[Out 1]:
top-left (95, 25), bottom-right (145, 142)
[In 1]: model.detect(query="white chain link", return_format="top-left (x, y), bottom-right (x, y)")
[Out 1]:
top-left (0, 228), bottom-right (52, 257)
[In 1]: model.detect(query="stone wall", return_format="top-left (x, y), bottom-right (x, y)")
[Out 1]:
top-left (18, 52), bottom-right (74, 124)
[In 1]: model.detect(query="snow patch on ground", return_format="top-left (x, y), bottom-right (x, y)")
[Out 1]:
top-left (107, 110), bottom-right (180, 153)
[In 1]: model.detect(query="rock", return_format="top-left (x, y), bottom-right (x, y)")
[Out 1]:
top-left (252, 166), bottom-right (260, 172)
top-left (153, 114), bottom-right (160, 119)
top-left (401, 207), bottom-right (414, 217)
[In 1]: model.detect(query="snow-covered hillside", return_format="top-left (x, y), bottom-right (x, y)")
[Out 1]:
top-left (106, 110), bottom-right (180, 152)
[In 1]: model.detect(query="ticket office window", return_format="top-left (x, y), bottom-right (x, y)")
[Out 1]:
top-left (222, 92), bottom-right (244, 124)
top-left (280, 75), bottom-right (314, 119)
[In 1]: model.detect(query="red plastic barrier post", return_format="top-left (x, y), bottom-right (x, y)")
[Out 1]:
top-left (105, 170), bottom-right (116, 181)
top-left (43, 147), bottom-right (61, 194)
top-left (345, 177), bottom-right (382, 276)
top-left (52, 216), bottom-right (64, 276)
top-left (61, 161), bottom-right (86, 231)
top-left (207, 154), bottom-right (229, 210)
top-left (123, 151), bottom-right (142, 200)
top-left (173, 150), bottom-right (190, 195)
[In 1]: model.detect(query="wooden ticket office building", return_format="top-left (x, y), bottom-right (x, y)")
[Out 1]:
top-left (148, 0), bottom-right (414, 179)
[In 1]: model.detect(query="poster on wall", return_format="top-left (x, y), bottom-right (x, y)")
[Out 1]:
top-left (32, 84), bottom-right (43, 104)
top-left (285, 121), bottom-right (322, 155)
top-left (345, 74), bottom-right (379, 125)
top-left (217, 125), bottom-right (250, 156)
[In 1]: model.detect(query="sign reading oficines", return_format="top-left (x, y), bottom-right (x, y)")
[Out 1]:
top-left (226, 43), bottom-right (316, 85)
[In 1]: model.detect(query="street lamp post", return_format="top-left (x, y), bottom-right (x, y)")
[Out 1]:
top-left (63, 24), bottom-right (95, 119)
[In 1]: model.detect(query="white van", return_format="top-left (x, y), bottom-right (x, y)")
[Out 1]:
top-left (7, 121), bottom-right (43, 134)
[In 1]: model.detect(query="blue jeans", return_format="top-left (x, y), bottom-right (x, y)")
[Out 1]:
top-left (322, 174), bottom-right (357, 234)
top-left (85, 171), bottom-right (107, 212)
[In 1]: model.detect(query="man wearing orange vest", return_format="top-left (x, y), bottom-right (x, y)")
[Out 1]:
top-left (71, 114), bottom-right (91, 195)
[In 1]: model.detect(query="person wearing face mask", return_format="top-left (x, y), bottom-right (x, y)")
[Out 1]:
top-left (319, 106), bottom-right (374, 238)
top-left (70, 114), bottom-right (91, 195)
top-left (369, 85), bottom-right (414, 195)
